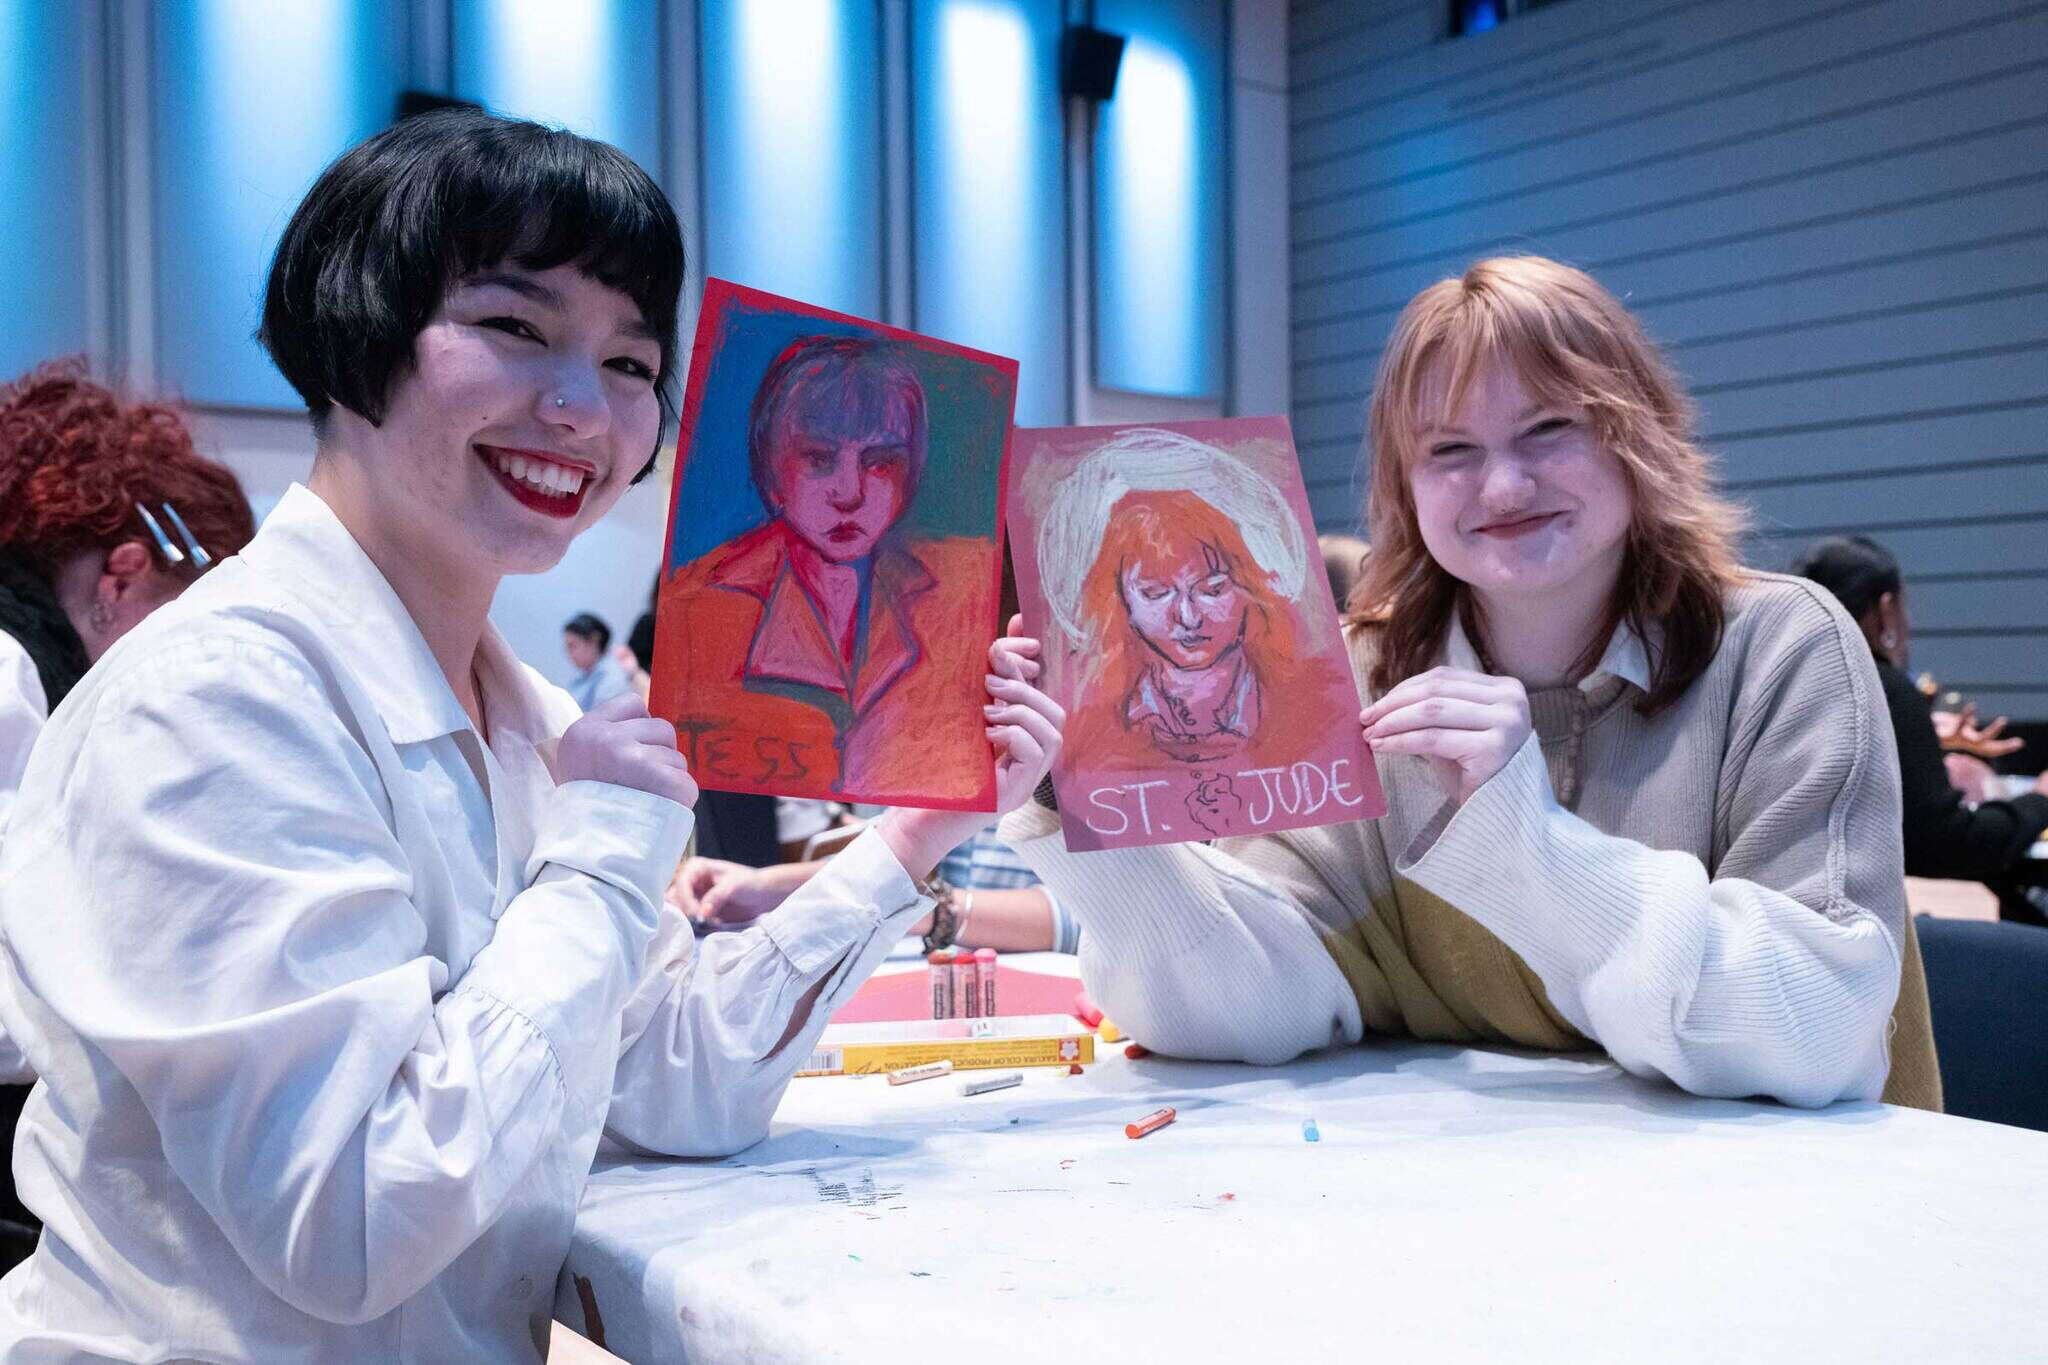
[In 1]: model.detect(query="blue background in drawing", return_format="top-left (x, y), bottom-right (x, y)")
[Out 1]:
top-left (666, 294), bottom-right (1014, 574)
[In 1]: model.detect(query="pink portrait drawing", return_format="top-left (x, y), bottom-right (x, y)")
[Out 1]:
top-left (1010, 420), bottom-right (1385, 851)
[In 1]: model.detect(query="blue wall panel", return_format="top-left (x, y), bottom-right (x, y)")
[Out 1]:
top-left (452, 0), bottom-right (661, 176)
top-left (699, 0), bottom-right (884, 319)
top-left (1092, 0), bottom-right (1227, 398)
top-left (152, 0), bottom-right (408, 408)
top-left (910, 0), bottom-right (1067, 425)
top-left (1, 4), bottom-right (93, 380)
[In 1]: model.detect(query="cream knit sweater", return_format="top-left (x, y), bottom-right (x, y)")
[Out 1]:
top-left (1000, 572), bottom-right (1939, 1110)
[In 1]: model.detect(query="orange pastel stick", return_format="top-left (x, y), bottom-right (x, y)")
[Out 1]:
top-left (1124, 1107), bottom-right (1176, 1139)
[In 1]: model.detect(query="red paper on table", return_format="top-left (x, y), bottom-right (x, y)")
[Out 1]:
top-left (1008, 418), bottom-right (1385, 851)
top-left (831, 966), bottom-right (1084, 1025)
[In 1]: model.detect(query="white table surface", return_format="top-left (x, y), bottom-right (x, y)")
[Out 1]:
top-left (560, 953), bottom-right (2048, 1363)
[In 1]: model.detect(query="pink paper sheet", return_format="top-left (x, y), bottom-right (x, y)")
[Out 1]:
top-left (1008, 418), bottom-right (1384, 851)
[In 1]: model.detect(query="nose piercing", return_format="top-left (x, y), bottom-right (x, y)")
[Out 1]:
top-left (554, 396), bottom-right (567, 408)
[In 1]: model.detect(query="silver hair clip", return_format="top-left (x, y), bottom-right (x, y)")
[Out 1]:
top-left (134, 503), bottom-right (186, 565)
top-left (158, 502), bottom-right (211, 569)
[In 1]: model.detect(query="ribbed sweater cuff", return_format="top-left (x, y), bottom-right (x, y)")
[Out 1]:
top-left (998, 805), bottom-right (1235, 959)
top-left (1397, 734), bottom-right (1655, 993)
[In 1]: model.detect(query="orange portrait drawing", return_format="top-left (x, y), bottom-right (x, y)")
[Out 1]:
top-left (649, 283), bottom-right (1014, 809)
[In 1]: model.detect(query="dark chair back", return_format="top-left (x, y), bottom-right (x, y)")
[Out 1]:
top-left (691, 790), bottom-right (782, 868)
top-left (1915, 915), bottom-right (2048, 1131)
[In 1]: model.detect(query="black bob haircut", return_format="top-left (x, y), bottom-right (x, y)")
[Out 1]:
top-left (563, 612), bottom-right (611, 650)
top-left (1792, 534), bottom-right (1902, 622)
top-left (260, 106), bottom-right (685, 481)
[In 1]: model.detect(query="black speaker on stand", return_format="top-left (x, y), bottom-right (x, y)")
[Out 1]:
top-left (1059, 24), bottom-right (1126, 102)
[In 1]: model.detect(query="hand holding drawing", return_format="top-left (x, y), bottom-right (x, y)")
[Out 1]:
top-left (878, 617), bottom-right (1065, 879)
top-left (1360, 666), bottom-right (1532, 807)
top-left (556, 692), bottom-right (700, 809)
top-left (985, 618), bottom-right (1064, 814)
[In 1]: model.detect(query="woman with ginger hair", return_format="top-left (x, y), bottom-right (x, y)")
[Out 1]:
top-left (0, 361), bottom-right (254, 1270)
top-left (0, 362), bottom-right (255, 835)
top-left (1043, 430), bottom-right (1349, 775)
top-left (1002, 255), bottom-right (1939, 1111)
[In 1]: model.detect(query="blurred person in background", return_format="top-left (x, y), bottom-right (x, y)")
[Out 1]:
top-left (0, 358), bottom-right (255, 1269)
top-left (1795, 535), bottom-right (2048, 921)
top-left (562, 611), bottom-right (634, 710)
top-left (1319, 532), bottom-right (1371, 613)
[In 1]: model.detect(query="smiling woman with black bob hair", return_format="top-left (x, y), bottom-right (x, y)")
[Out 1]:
top-left (263, 105), bottom-right (685, 475)
top-left (0, 107), bottom-right (1064, 1358)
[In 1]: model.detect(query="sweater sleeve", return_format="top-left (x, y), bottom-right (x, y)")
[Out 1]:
top-left (1880, 664), bottom-right (2048, 880)
top-left (1397, 599), bottom-right (1907, 1109)
top-left (997, 802), bottom-right (1363, 1064)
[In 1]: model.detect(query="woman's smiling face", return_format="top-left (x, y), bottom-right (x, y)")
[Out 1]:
top-left (1406, 359), bottom-right (1632, 607)
top-left (357, 262), bottom-right (664, 578)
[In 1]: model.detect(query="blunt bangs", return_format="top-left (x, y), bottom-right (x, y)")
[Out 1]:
top-left (260, 106), bottom-right (685, 474)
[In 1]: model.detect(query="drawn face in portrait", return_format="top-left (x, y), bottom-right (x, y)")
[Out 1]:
top-left (1078, 490), bottom-right (1300, 766)
top-left (759, 393), bottom-right (917, 566)
top-left (752, 339), bottom-right (925, 572)
top-left (1120, 539), bottom-right (1251, 672)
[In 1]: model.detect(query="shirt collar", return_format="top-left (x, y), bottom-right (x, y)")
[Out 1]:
top-left (1444, 612), bottom-right (1654, 695)
top-left (238, 483), bottom-right (507, 744)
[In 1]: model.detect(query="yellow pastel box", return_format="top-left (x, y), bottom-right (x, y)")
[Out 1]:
top-left (796, 1013), bottom-right (1096, 1077)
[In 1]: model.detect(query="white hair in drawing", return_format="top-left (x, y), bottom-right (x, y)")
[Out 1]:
top-left (1036, 427), bottom-right (1308, 650)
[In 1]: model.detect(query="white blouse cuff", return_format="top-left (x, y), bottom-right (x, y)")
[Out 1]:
top-left (527, 779), bottom-right (694, 907)
top-left (760, 826), bottom-right (930, 975)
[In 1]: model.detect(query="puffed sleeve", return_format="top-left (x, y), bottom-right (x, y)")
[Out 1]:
top-left (0, 630), bottom-right (688, 1324)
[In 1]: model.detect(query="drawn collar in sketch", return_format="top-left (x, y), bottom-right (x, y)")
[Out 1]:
top-left (711, 520), bottom-right (934, 715)
top-left (1123, 649), bottom-right (1263, 763)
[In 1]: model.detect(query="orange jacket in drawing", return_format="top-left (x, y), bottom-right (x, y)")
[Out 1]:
top-left (650, 520), bottom-right (999, 809)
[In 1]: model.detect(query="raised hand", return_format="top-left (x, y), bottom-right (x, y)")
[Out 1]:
top-left (984, 619), bottom-right (1066, 816)
top-left (1932, 703), bottom-right (2026, 760)
top-left (667, 856), bottom-right (802, 925)
top-left (555, 692), bottom-right (699, 808)
top-left (1359, 665), bottom-right (1532, 807)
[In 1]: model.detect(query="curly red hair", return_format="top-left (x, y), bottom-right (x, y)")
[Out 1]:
top-left (0, 360), bottom-right (254, 575)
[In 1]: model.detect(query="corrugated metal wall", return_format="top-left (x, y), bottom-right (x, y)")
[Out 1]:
top-left (1289, 0), bottom-right (2048, 718)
